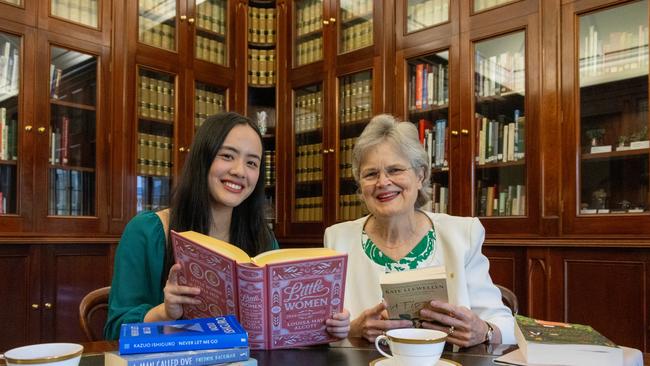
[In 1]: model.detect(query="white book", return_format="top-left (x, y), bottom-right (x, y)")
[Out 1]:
top-left (502, 123), bottom-right (509, 162)
top-left (10, 49), bottom-right (18, 94)
top-left (508, 123), bottom-right (516, 161)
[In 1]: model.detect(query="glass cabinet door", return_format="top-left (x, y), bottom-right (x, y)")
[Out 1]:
top-left (139, 0), bottom-right (177, 51)
top-left (51, 0), bottom-right (99, 27)
top-left (338, 70), bottom-right (372, 221)
top-left (473, 0), bottom-right (517, 13)
top-left (406, 51), bottom-right (450, 213)
top-left (577, 0), bottom-right (649, 215)
top-left (338, 0), bottom-right (373, 54)
top-left (473, 31), bottom-right (526, 217)
top-left (195, 0), bottom-right (228, 65)
top-left (405, 0), bottom-right (449, 34)
top-left (293, 83), bottom-right (323, 222)
top-left (293, 0), bottom-right (323, 66)
top-left (194, 81), bottom-right (226, 128)
top-left (48, 47), bottom-right (97, 216)
top-left (136, 67), bottom-right (175, 213)
top-left (0, 32), bottom-right (20, 215)
top-left (1, 0), bottom-right (21, 6)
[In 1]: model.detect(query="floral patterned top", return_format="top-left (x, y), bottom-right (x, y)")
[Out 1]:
top-left (362, 227), bottom-right (438, 272)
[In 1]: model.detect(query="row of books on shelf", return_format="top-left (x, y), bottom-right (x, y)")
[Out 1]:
top-left (296, 143), bottom-right (323, 182)
top-left (47, 168), bottom-right (93, 216)
top-left (340, 20), bottom-right (373, 53)
top-left (136, 175), bottom-right (170, 212)
top-left (410, 61), bottom-right (448, 111)
top-left (475, 50), bottom-right (525, 98)
top-left (248, 7), bottom-right (276, 44)
top-left (0, 41), bottom-right (19, 98)
top-left (424, 183), bottom-right (449, 214)
top-left (196, 36), bottom-right (226, 65)
top-left (339, 194), bottom-right (367, 221)
top-left (475, 111), bottom-right (525, 165)
top-left (295, 37), bottom-right (323, 66)
top-left (139, 75), bottom-right (175, 122)
top-left (295, 196), bottom-right (323, 222)
top-left (339, 137), bottom-right (358, 179)
top-left (139, 19), bottom-right (175, 51)
top-left (294, 91), bottom-right (323, 133)
top-left (137, 133), bottom-right (173, 177)
top-left (196, 0), bottom-right (227, 35)
top-left (406, 0), bottom-right (449, 30)
top-left (341, 78), bottom-right (372, 124)
top-left (194, 88), bottom-right (226, 127)
top-left (341, 0), bottom-right (373, 21)
top-left (263, 150), bottom-right (275, 187)
top-left (248, 48), bottom-right (276, 86)
top-left (0, 107), bottom-right (17, 161)
top-left (580, 25), bottom-right (648, 79)
top-left (476, 183), bottom-right (526, 217)
top-left (295, 0), bottom-right (323, 37)
top-left (51, 0), bottom-right (98, 27)
top-left (419, 119), bottom-right (448, 169)
top-left (49, 117), bottom-right (79, 166)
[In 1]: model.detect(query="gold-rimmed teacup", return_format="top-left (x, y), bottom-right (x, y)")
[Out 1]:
top-left (374, 328), bottom-right (446, 366)
top-left (2, 343), bottom-right (83, 366)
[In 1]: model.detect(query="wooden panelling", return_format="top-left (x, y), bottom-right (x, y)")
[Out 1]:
top-left (527, 248), bottom-right (550, 319)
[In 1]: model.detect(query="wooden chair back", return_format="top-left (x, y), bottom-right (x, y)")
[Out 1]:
top-left (495, 284), bottom-right (519, 315)
top-left (79, 286), bottom-right (110, 341)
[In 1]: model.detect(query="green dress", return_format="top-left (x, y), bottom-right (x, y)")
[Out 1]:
top-left (361, 227), bottom-right (438, 272)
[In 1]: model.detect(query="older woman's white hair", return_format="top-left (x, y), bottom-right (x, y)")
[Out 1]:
top-left (352, 114), bottom-right (432, 208)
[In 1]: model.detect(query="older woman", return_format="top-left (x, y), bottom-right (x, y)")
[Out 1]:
top-left (324, 114), bottom-right (515, 347)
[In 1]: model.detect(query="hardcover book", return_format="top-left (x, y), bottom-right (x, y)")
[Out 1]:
top-left (105, 347), bottom-right (250, 366)
top-left (118, 316), bottom-right (248, 355)
top-left (514, 315), bottom-right (623, 366)
top-left (171, 230), bottom-right (347, 350)
top-left (379, 266), bottom-right (448, 321)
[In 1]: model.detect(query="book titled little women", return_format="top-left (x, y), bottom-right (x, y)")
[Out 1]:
top-left (171, 230), bottom-right (348, 350)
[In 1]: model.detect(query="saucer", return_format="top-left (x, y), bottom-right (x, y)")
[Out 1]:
top-left (369, 357), bottom-right (461, 366)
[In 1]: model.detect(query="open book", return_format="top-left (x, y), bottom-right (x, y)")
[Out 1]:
top-left (171, 230), bottom-right (347, 350)
top-left (379, 266), bottom-right (448, 320)
top-left (512, 315), bottom-right (623, 366)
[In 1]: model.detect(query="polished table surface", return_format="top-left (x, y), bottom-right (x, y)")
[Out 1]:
top-left (79, 339), bottom-right (518, 366)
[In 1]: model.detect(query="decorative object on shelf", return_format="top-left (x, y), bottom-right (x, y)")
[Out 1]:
top-left (256, 110), bottom-right (268, 135)
top-left (585, 128), bottom-right (605, 148)
top-left (590, 188), bottom-right (608, 210)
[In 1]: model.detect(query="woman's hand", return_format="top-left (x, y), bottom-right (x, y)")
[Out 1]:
top-left (326, 309), bottom-right (351, 339)
top-left (145, 263), bottom-right (202, 322)
top-left (350, 302), bottom-right (412, 342)
top-left (419, 300), bottom-right (495, 348)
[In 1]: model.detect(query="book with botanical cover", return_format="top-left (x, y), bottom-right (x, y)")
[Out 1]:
top-left (171, 230), bottom-right (348, 350)
top-left (514, 315), bottom-right (623, 366)
top-left (105, 346), bottom-right (250, 366)
top-left (118, 316), bottom-right (248, 355)
top-left (379, 266), bottom-right (448, 321)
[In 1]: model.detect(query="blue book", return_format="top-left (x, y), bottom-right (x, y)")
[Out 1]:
top-left (119, 316), bottom-right (248, 355)
top-left (105, 348), bottom-right (250, 366)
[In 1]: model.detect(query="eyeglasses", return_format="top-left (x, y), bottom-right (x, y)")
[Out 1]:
top-left (359, 166), bottom-right (413, 184)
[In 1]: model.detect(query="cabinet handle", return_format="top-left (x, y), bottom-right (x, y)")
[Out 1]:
top-left (179, 147), bottom-right (185, 152)
top-left (323, 149), bottom-right (328, 154)
top-left (180, 15), bottom-right (187, 21)
top-left (461, 129), bottom-right (469, 135)
top-left (31, 304), bottom-right (39, 309)
top-left (328, 148), bottom-right (334, 153)
top-left (25, 125), bottom-right (33, 132)
top-left (188, 18), bottom-right (195, 24)
top-left (37, 127), bottom-right (46, 134)
top-left (44, 303), bottom-right (53, 309)
top-left (186, 148), bottom-right (190, 152)
top-left (451, 130), bottom-right (459, 136)
top-left (329, 17), bottom-right (336, 23)
top-left (323, 20), bottom-right (330, 25)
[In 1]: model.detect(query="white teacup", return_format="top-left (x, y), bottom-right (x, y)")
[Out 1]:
top-left (2, 343), bottom-right (83, 366)
top-left (375, 328), bottom-right (446, 366)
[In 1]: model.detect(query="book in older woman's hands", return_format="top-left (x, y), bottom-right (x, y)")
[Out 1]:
top-left (513, 315), bottom-right (623, 366)
top-left (379, 266), bottom-right (448, 321)
top-left (171, 230), bottom-right (347, 350)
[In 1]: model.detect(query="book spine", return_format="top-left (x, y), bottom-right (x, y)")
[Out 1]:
top-left (236, 263), bottom-right (268, 350)
top-left (119, 333), bottom-right (247, 355)
top-left (110, 348), bottom-right (250, 366)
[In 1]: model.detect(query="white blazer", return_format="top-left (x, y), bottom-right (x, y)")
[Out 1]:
top-left (324, 211), bottom-right (516, 344)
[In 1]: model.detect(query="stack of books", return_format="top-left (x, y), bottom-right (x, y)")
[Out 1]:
top-left (105, 316), bottom-right (257, 366)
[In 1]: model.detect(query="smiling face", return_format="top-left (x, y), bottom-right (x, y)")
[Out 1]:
top-left (358, 141), bottom-right (424, 219)
top-left (207, 124), bottom-right (263, 211)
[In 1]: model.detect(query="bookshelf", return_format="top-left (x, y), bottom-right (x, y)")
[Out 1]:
top-left (0, 32), bottom-right (19, 215)
top-left (405, 0), bottom-right (449, 34)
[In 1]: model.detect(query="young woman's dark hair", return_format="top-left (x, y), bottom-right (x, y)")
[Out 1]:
top-left (162, 112), bottom-right (274, 281)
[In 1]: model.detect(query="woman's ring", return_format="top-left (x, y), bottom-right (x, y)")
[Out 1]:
top-left (447, 325), bottom-right (455, 336)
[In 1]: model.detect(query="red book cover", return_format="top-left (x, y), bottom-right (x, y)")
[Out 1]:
top-left (171, 230), bottom-right (348, 350)
top-left (415, 63), bottom-right (423, 110)
top-left (61, 116), bottom-right (70, 165)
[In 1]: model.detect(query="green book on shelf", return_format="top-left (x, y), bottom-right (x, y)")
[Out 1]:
top-left (515, 315), bottom-right (623, 366)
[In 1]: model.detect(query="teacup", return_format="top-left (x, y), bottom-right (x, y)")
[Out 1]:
top-left (374, 328), bottom-right (446, 366)
top-left (2, 343), bottom-right (83, 366)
